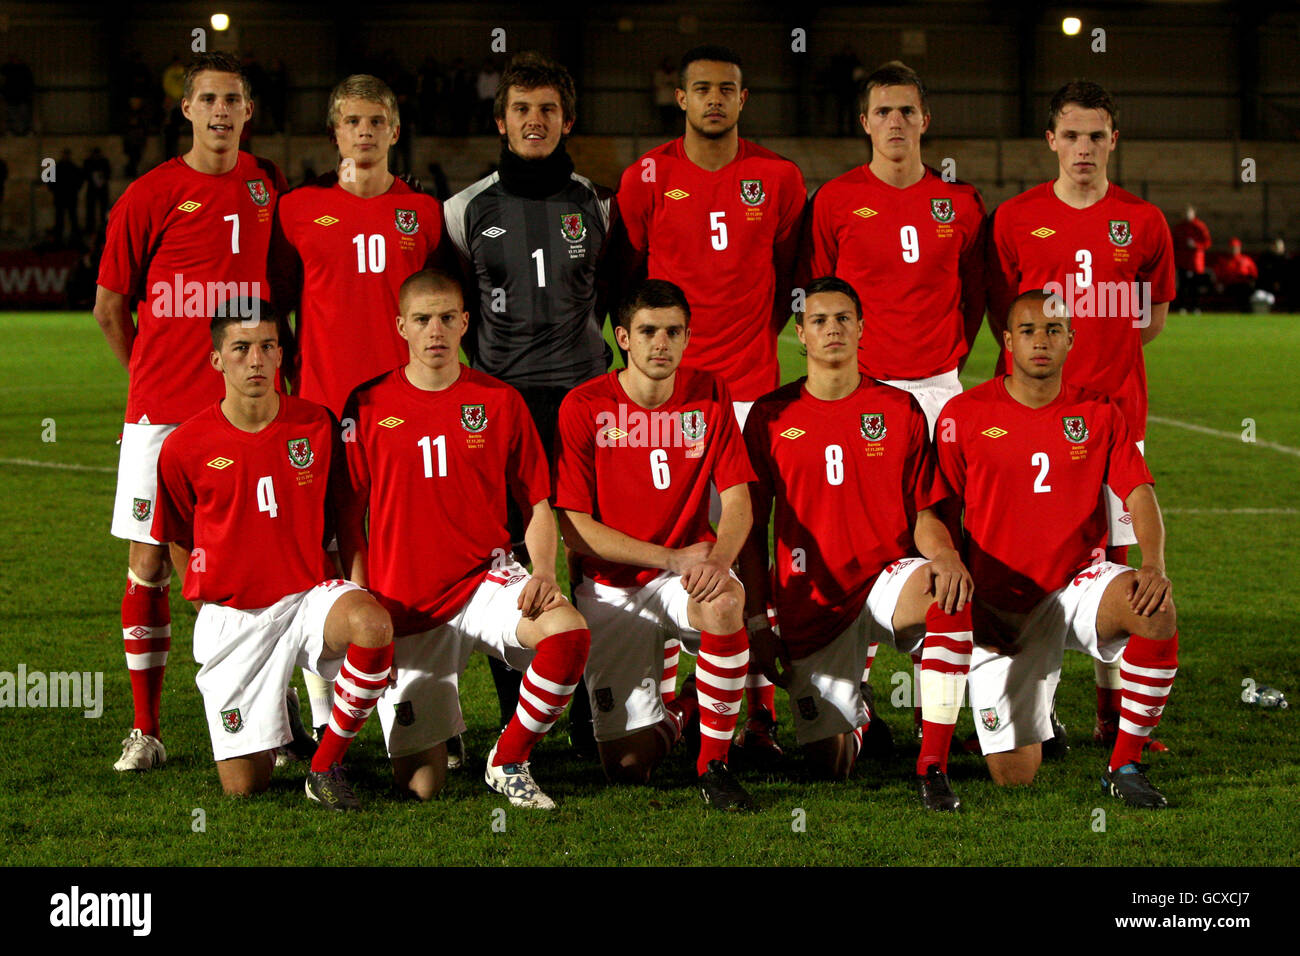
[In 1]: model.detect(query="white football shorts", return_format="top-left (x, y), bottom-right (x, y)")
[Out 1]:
top-left (376, 561), bottom-right (535, 759)
top-left (880, 367), bottom-right (962, 438)
top-left (576, 568), bottom-right (724, 742)
top-left (111, 421), bottom-right (178, 543)
top-left (193, 579), bottom-right (361, 761)
top-left (1104, 440), bottom-right (1146, 547)
top-left (785, 557), bottom-right (929, 746)
top-left (967, 561), bottom-right (1132, 755)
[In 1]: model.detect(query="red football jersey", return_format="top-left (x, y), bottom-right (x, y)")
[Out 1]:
top-left (554, 368), bottom-right (756, 587)
top-left (152, 396), bottom-right (337, 609)
top-left (987, 182), bottom-right (1176, 438)
top-left (341, 365), bottom-right (549, 636)
top-left (936, 378), bottom-right (1154, 613)
top-left (98, 153), bottom-right (288, 425)
top-left (802, 164), bottom-right (987, 381)
top-left (274, 176), bottom-right (446, 417)
top-left (617, 138), bottom-right (806, 402)
top-left (745, 378), bottom-right (950, 659)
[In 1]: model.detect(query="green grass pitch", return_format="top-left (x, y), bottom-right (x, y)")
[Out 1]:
top-left (0, 312), bottom-right (1296, 866)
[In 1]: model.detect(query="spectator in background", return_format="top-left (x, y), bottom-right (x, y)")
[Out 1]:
top-left (266, 58), bottom-right (288, 132)
top-left (829, 45), bottom-right (864, 137)
top-left (417, 56), bottom-right (443, 134)
top-left (653, 57), bottom-right (677, 133)
top-left (161, 56), bottom-right (186, 158)
top-left (1172, 204), bottom-right (1211, 313)
top-left (1257, 237), bottom-right (1296, 312)
top-left (0, 156), bottom-right (9, 231)
top-left (50, 148), bottom-right (84, 244)
top-left (2, 54), bottom-right (36, 135)
top-left (84, 146), bottom-right (111, 232)
top-left (1214, 237), bottom-right (1259, 312)
top-left (476, 58), bottom-right (500, 133)
top-left (382, 51), bottom-right (414, 173)
top-left (123, 96), bottom-right (149, 178)
top-left (450, 58), bottom-right (473, 134)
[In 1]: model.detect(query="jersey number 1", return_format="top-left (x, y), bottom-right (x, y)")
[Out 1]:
top-left (418, 435), bottom-right (447, 478)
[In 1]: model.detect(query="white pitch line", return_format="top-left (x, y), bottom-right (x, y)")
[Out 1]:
top-left (1148, 415), bottom-right (1300, 458)
top-left (0, 457), bottom-right (115, 473)
top-left (1165, 507), bottom-right (1298, 515)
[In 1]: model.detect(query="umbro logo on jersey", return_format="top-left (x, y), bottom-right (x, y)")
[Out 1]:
top-left (377, 416), bottom-right (404, 429)
top-left (980, 427), bottom-right (1008, 438)
top-left (481, 226), bottom-right (506, 238)
top-left (206, 456), bottom-right (234, 469)
top-left (1031, 227), bottom-right (1056, 238)
top-left (313, 215), bottom-right (339, 226)
top-left (602, 427), bottom-right (629, 441)
top-left (176, 201), bottom-right (202, 213)
top-left (664, 189), bottom-right (690, 200)
top-left (779, 427), bottom-right (806, 439)
top-left (853, 207), bottom-right (877, 219)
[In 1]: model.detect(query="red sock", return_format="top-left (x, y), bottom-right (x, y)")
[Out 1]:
top-left (312, 642), bottom-right (392, 772)
top-left (744, 667), bottom-right (776, 718)
top-left (660, 638), bottom-right (680, 704)
top-left (694, 628), bottom-right (748, 774)
top-left (911, 651), bottom-right (924, 731)
top-left (860, 641), bottom-right (879, 685)
top-left (494, 629), bottom-right (590, 765)
top-left (916, 604), bottom-right (973, 775)
top-left (1096, 684), bottom-right (1122, 722)
top-left (1109, 632), bottom-right (1178, 771)
top-left (122, 573), bottom-right (170, 739)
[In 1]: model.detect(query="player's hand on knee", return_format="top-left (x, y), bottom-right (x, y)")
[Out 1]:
top-left (666, 541), bottom-right (713, 575)
top-left (926, 548), bottom-right (973, 614)
top-left (749, 625), bottom-right (792, 688)
top-left (518, 572), bottom-right (562, 620)
top-left (682, 557), bottom-right (730, 603)
top-left (1129, 565), bottom-right (1172, 617)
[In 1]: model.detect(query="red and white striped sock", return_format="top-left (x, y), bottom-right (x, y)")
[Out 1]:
top-left (916, 604), bottom-right (973, 775)
top-left (694, 628), bottom-right (748, 774)
top-left (744, 668), bottom-right (775, 718)
top-left (312, 642), bottom-right (392, 772)
top-left (660, 638), bottom-right (680, 704)
top-left (122, 571), bottom-right (170, 739)
top-left (859, 641), bottom-right (879, 685)
top-left (494, 628), bottom-right (590, 765)
top-left (911, 651), bottom-right (925, 734)
top-left (849, 725), bottom-right (864, 767)
top-left (1095, 659), bottom-right (1123, 723)
top-left (1109, 632), bottom-right (1178, 771)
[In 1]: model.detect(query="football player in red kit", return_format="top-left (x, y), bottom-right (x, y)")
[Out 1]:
top-left (338, 270), bottom-right (590, 809)
top-left (936, 292), bottom-right (1178, 808)
top-left (95, 53), bottom-right (289, 772)
top-left (615, 45), bottom-right (805, 755)
top-left (151, 305), bottom-right (393, 809)
top-left (986, 80), bottom-right (1176, 747)
top-left (554, 280), bottom-right (757, 811)
top-left (739, 278), bottom-right (975, 810)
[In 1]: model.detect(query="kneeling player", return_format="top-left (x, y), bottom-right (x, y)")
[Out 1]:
top-left (152, 305), bottom-right (393, 809)
top-left (936, 291), bottom-right (1178, 807)
top-left (339, 270), bottom-right (590, 809)
top-left (554, 280), bottom-right (757, 811)
top-left (739, 278), bottom-right (975, 811)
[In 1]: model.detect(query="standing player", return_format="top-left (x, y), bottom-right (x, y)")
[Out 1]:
top-left (801, 61), bottom-right (986, 743)
top-left (554, 280), bottom-right (756, 810)
top-left (739, 278), bottom-right (975, 810)
top-left (152, 306), bottom-right (394, 809)
top-left (443, 52), bottom-right (613, 749)
top-left (986, 81), bottom-right (1176, 746)
top-left (273, 74), bottom-right (446, 740)
top-left (94, 53), bottom-right (288, 771)
top-left (338, 270), bottom-right (590, 808)
top-left (616, 45), bottom-right (805, 749)
top-left (802, 61), bottom-right (986, 430)
top-left (937, 292), bottom-right (1179, 807)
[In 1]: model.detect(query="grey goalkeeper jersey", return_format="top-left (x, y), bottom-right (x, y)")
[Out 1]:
top-left (445, 171), bottom-right (612, 389)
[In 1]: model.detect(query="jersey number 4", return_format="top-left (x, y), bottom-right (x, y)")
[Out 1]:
top-left (256, 475), bottom-right (279, 517)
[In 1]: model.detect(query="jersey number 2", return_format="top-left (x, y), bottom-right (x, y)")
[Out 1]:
top-left (1031, 452), bottom-right (1052, 493)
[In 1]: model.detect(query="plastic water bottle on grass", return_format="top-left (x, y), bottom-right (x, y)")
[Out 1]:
top-left (1243, 685), bottom-right (1289, 709)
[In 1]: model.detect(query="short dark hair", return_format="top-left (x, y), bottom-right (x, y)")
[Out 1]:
top-left (398, 268), bottom-right (464, 313)
top-left (1011, 288), bottom-right (1071, 327)
top-left (617, 279), bottom-right (691, 330)
top-left (858, 60), bottom-right (928, 118)
top-left (678, 45), bottom-right (743, 91)
top-left (797, 277), bottom-right (863, 325)
top-left (1047, 80), bottom-right (1118, 132)
top-left (494, 51), bottom-right (577, 125)
top-left (210, 299), bottom-right (280, 349)
top-left (184, 52), bottom-right (252, 103)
